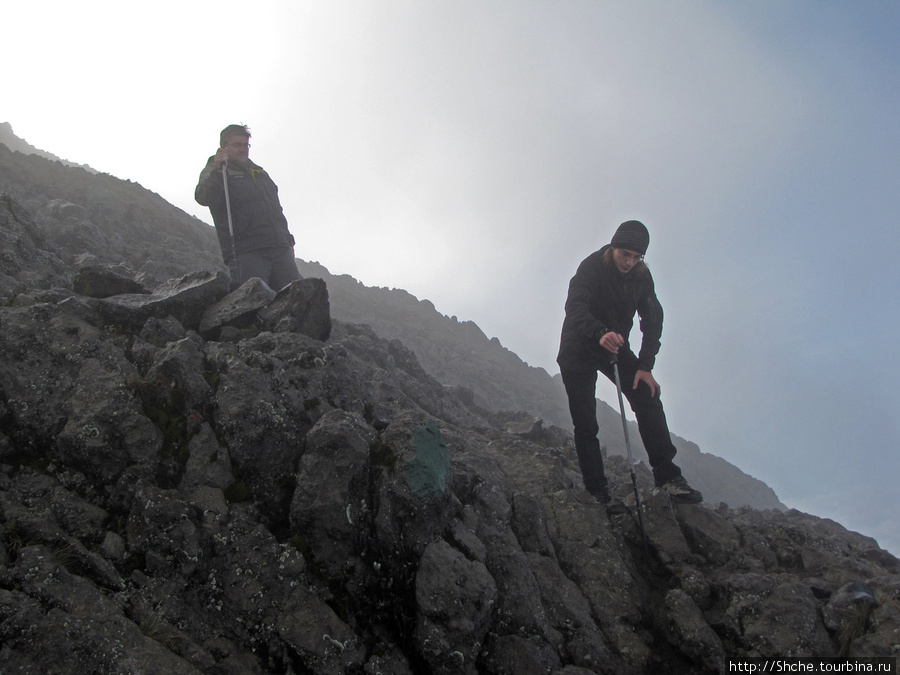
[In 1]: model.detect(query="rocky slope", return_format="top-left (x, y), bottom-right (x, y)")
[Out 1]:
top-left (0, 133), bottom-right (781, 511)
top-left (1, 137), bottom-right (897, 672)
top-left (293, 259), bottom-right (783, 512)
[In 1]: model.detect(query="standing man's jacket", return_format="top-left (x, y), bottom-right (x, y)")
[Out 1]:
top-left (195, 157), bottom-right (295, 262)
top-left (557, 244), bottom-right (664, 373)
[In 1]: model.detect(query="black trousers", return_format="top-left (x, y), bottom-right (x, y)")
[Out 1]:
top-left (228, 246), bottom-right (302, 291)
top-left (561, 348), bottom-right (682, 495)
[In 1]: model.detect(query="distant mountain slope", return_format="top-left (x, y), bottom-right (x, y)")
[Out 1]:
top-left (296, 260), bottom-right (784, 511)
top-left (0, 136), bottom-right (222, 292)
top-left (0, 131), bottom-right (783, 510)
top-left (296, 260), bottom-right (573, 426)
top-left (0, 122), bottom-right (97, 172)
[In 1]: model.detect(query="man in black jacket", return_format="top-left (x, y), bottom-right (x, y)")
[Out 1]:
top-left (195, 124), bottom-right (301, 290)
top-left (557, 220), bottom-right (702, 507)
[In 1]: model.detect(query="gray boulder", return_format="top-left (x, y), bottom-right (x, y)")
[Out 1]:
top-left (199, 276), bottom-right (277, 339)
top-left (257, 277), bottom-right (332, 342)
top-left (289, 409), bottom-right (375, 582)
top-left (95, 270), bottom-right (231, 331)
top-left (414, 538), bottom-right (497, 675)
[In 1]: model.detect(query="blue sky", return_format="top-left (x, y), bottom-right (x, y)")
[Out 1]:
top-left (4, 1), bottom-right (898, 555)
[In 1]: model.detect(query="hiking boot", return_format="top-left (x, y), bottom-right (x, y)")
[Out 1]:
top-left (588, 488), bottom-right (628, 514)
top-left (661, 476), bottom-right (703, 504)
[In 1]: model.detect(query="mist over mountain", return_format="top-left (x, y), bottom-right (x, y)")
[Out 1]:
top-left (1, 127), bottom-right (897, 672)
top-left (0, 122), bottom-right (97, 173)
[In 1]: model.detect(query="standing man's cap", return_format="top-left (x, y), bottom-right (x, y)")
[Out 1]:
top-left (610, 220), bottom-right (649, 255)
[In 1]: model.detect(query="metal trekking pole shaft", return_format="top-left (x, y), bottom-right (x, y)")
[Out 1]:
top-left (221, 163), bottom-right (239, 283)
top-left (611, 354), bottom-right (649, 553)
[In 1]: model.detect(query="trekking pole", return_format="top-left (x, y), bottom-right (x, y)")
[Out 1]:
top-left (610, 354), bottom-right (650, 555)
top-left (221, 163), bottom-right (239, 284)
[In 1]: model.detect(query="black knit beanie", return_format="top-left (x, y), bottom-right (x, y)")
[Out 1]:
top-left (610, 220), bottom-right (649, 255)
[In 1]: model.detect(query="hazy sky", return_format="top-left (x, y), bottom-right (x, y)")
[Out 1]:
top-left (5, 1), bottom-right (898, 555)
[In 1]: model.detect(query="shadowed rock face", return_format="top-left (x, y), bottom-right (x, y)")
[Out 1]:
top-left (1, 145), bottom-right (898, 673)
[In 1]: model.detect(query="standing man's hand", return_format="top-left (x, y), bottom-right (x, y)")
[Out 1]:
top-left (214, 148), bottom-right (229, 166)
top-left (599, 331), bottom-right (625, 353)
top-left (633, 370), bottom-right (660, 397)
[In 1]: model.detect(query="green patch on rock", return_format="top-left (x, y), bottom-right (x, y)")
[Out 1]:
top-left (407, 421), bottom-right (449, 497)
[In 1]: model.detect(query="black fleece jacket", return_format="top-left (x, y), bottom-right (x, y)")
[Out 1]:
top-left (195, 157), bottom-right (295, 261)
top-left (557, 244), bottom-right (664, 373)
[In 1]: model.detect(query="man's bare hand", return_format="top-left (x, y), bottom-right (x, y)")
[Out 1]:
top-left (599, 331), bottom-right (625, 353)
top-left (633, 370), bottom-right (660, 397)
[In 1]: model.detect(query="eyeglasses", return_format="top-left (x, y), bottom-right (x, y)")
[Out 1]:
top-left (617, 250), bottom-right (644, 263)
top-left (226, 141), bottom-right (250, 149)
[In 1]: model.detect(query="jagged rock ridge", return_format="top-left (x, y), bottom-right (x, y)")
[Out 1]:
top-left (0, 122), bottom-right (97, 173)
top-left (1, 136), bottom-right (898, 672)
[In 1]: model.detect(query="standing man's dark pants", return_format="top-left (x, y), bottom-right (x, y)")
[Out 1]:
top-left (561, 347), bottom-right (682, 495)
top-left (227, 246), bottom-right (301, 291)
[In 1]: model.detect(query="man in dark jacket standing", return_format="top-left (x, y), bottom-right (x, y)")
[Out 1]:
top-left (557, 220), bottom-right (702, 507)
top-left (195, 124), bottom-right (301, 290)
